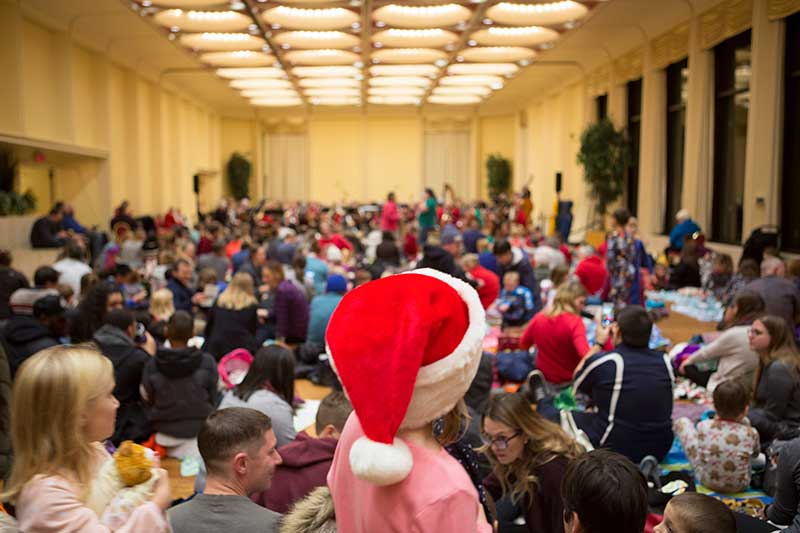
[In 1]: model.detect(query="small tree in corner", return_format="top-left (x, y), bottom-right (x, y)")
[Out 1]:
top-left (227, 152), bottom-right (251, 200)
top-left (576, 119), bottom-right (630, 227)
top-left (487, 154), bottom-right (512, 200)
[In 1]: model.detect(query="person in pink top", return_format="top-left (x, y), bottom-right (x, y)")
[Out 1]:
top-left (325, 268), bottom-right (492, 533)
top-left (380, 192), bottom-right (400, 234)
top-left (520, 281), bottom-right (610, 385)
top-left (4, 345), bottom-right (171, 532)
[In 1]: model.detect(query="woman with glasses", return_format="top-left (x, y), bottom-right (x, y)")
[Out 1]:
top-left (748, 315), bottom-right (800, 443)
top-left (677, 290), bottom-right (765, 390)
top-left (481, 393), bottom-right (582, 533)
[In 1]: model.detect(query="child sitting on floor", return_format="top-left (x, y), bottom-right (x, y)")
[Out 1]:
top-left (496, 271), bottom-right (535, 327)
top-left (673, 379), bottom-right (760, 493)
top-left (655, 492), bottom-right (736, 533)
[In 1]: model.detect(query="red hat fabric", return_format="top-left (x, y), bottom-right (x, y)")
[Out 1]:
top-left (325, 268), bottom-right (485, 485)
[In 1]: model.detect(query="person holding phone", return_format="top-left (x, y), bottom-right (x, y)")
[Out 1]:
top-left (92, 308), bottom-right (155, 445)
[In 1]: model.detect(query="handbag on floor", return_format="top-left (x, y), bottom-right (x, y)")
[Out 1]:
top-left (559, 410), bottom-right (594, 452)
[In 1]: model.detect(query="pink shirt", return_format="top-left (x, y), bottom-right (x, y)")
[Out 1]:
top-left (16, 444), bottom-right (168, 533)
top-left (380, 201), bottom-right (400, 232)
top-left (328, 413), bottom-right (492, 533)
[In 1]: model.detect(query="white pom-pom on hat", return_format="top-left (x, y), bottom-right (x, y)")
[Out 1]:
top-left (349, 436), bottom-right (413, 487)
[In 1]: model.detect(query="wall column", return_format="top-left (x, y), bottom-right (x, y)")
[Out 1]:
top-left (743, 0), bottom-right (785, 236)
top-left (638, 47), bottom-right (668, 236)
top-left (682, 16), bottom-right (715, 233)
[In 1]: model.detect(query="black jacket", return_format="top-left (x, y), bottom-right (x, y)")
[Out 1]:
top-left (29, 216), bottom-right (65, 249)
top-left (93, 325), bottom-right (150, 445)
top-left (0, 342), bottom-right (13, 480)
top-left (418, 245), bottom-right (475, 288)
top-left (1, 315), bottom-right (60, 377)
top-left (141, 346), bottom-right (219, 438)
top-left (203, 304), bottom-right (259, 360)
top-left (0, 267), bottom-right (29, 320)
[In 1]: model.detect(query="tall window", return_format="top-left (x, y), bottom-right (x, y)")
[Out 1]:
top-left (664, 58), bottom-right (689, 233)
top-left (626, 78), bottom-right (642, 216)
top-left (596, 94), bottom-right (608, 122)
top-left (712, 30), bottom-right (751, 244)
top-left (782, 13), bottom-right (800, 252)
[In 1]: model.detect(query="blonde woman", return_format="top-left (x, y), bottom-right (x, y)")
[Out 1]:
top-left (3, 345), bottom-right (171, 532)
top-left (147, 288), bottom-right (175, 344)
top-left (519, 281), bottom-right (610, 386)
top-left (203, 271), bottom-right (259, 360)
top-left (482, 392), bottom-right (582, 533)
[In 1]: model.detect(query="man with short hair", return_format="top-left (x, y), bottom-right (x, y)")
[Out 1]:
top-left (561, 449), bottom-right (648, 533)
top-left (0, 249), bottom-right (29, 322)
top-left (29, 204), bottom-right (68, 248)
top-left (93, 308), bottom-right (155, 444)
top-left (196, 240), bottom-right (230, 282)
top-left (169, 407), bottom-right (283, 533)
top-left (168, 258), bottom-right (204, 313)
top-left (8, 266), bottom-right (60, 316)
top-left (745, 256), bottom-right (800, 327)
top-left (668, 209), bottom-right (701, 252)
top-left (1, 294), bottom-right (66, 377)
top-left (252, 391), bottom-right (353, 514)
top-left (53, 241), bottom-right (92, 299)
top-left (570, 305), bottom-right (674, 462)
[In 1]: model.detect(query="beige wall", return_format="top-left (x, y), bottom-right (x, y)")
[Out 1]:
top-left (515, 0), bottom-right (794, 247)
top-left (477, 115), bottom-right (516, 201)
top-left (0, 3), bottom-right (221, 228)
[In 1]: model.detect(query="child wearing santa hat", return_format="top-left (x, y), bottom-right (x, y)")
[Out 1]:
top-left (325, 268), bottom-right (492, 532)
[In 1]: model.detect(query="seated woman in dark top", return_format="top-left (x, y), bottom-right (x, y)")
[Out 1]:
top-left (481, 393), bottom-right (582, 533)
top-left (203, 272), bottom-right (258, 360)
top-left (749, 315), bottom-right (800, 443)
top-left (668, 240), bottom-right (702, 290)
top-left (767, 437), bottom-right (800, 532)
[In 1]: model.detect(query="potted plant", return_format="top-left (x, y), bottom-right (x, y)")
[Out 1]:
top-left (0, 189), bottom-right (36, 216)
top-left (486, 154), bottom-right (512, 200)
top-left (227, 152), bottom-right (251, 200)
top-left (576, 119), bottom-right (630, 229)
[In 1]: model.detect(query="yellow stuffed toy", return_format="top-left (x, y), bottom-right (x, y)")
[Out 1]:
top-left (87, 441), bottom-right (160, 529)
top-left (114, 441), bottom-right (153, 487)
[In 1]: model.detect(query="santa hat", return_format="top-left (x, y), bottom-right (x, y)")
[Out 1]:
top-left (325, 268), bottom-right (485, 486)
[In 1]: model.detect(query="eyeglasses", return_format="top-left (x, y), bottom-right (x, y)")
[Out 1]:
top-left (482, 431), bottom-right (521, 450)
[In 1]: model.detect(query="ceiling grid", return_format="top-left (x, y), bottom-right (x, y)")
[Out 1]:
top-left (128, 0), bottom-right (600, 108)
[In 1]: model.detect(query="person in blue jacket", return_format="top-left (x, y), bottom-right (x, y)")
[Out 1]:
top-left (669, 209), bottom-right (701, 252)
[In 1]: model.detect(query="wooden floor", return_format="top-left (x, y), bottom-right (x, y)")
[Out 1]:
top-left (165, 308), bottom-right (714, 500)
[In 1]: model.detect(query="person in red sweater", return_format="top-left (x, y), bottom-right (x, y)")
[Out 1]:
top-left (575, 245), bottom-right (609, 298)
top-left (520, 281), bottom-right (609, 385)
top-left (380, 192), bottom-right (400, 234)
top-left (318, 221), bottom-right (353, 252)
top-left (252, 391), bottom-right (353, 514)
top-left (460, 254), bottom-right (500, 310)
top-left (403, 225), bottom-right (419, 260)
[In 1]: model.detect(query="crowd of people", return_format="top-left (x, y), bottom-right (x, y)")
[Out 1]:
top-left (0, 187), bottom-right (799, 532)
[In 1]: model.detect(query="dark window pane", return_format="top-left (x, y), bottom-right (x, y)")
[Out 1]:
top-left (596, 94), bottom-right (608, 122)
top-left (627, 79), bottom-right (642, 216)
top-left (782, 13), bottom-right (800, 251)
top-left (665, 58), bottom-right (688, 233)
top-left (712, 30), bottom-right (751, 244)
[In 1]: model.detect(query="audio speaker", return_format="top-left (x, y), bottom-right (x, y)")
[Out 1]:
top-left (555, 172), bottom-right (562, 193)
top-left (193, 174), bottom-right (200, 194)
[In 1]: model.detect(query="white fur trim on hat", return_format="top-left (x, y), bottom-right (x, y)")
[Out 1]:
top-left (349, 436), bottom-right (413, 486)
top-left (399, 268), bottom-right (486, 430)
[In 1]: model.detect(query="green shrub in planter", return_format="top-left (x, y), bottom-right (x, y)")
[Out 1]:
top-left (227, 152), bottom-right (251, 200)
top-left (0, 189), bottom-right (36, 216)
top-left (487, 154), bottom-right (512, 199)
